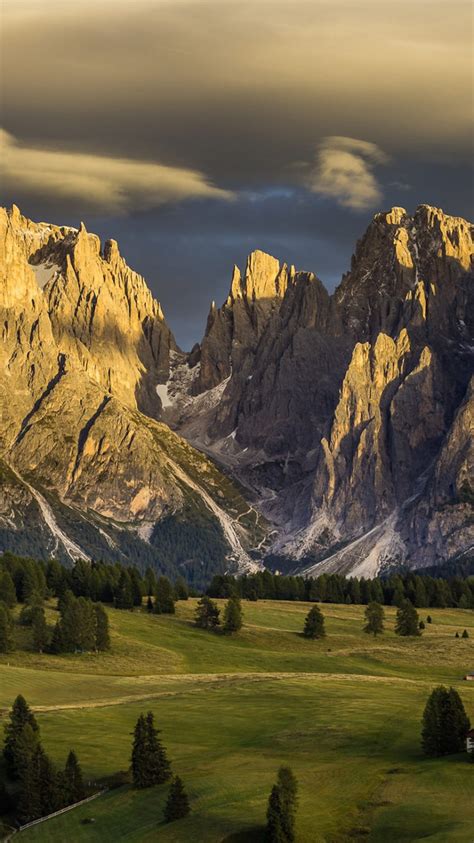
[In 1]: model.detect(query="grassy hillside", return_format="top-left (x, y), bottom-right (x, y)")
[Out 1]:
top-left (0, 600), bottom-right (473, 842)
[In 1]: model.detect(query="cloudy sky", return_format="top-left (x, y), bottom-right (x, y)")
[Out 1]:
top-left (2, 0), bottom-right (472, 346)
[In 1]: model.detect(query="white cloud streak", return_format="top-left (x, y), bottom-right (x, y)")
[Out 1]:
top-left (0, 129), bottom-right (233, 213)
top-left (307, 136), bottom-right (390, 210)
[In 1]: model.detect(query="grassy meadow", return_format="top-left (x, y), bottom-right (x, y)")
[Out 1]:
top-left (0, 599), bottom-right (473, 841)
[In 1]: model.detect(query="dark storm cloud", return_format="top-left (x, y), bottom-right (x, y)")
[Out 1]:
top-left (1, 1), bottom-right (473, 346)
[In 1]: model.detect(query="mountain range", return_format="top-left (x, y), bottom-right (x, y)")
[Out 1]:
top-left (1, 204), bottom-right (472, 584)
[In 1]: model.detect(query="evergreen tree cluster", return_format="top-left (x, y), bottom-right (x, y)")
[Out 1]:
top-left (0, 552), bottom-right (190, 613)
top-left (2, 695), bottom-right (86, 824)
top-left (130, 711), bottom-right (191, 824)
top-left (194, 595), bottom-right (243, 634)
top-left (207, 570), bottom-right (474, 608)
top-left (51, 592), bottom-right (110, 654)
top-left (266, 766), bottom-right (298, 842)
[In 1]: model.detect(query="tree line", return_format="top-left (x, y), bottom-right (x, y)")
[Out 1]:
top-left (1, 552), bottom-right (473, 613)
top-left (0, 552), bottom-right (191, 611)
top-left (207, 570), bottom-right (474, 608)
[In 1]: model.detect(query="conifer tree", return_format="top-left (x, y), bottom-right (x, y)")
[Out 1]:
top-left (0, 602), bottom-right (13, 652)
top-left (195, 595), bottom-right (220, 630)
top-left (144, 711), bottom-right (171, 784)
top-left (31, 606), bottom-right (49, 653)
top-left (421, 686), bottom-right (470, 756)
top-left (16, 743), bottom-right (43, 824)
top-left (265, 767), bottom-right (298, 842)
top-left (164, 775), bottom-right (190, 822)
top-left (266, 783), bottom-right (285, 843)
top-left (155, 577), bottom-right (176, 614)
top-left (0, 571), bottom-right (17, 608)
top-left (222, 596), bottom-right (243, 634)
top-left (3, 694), bottom-right (39, 778)
top-left (63, 750), bottom-right (85, 804)
top-left (131, 714), bottom-right (148, 788)
top-left (146, 595), bottom-right (154, 613)
top-left (395, 600), bottom-right (420, 636)
top-left (462, 629), bottom-right (469, 639)
top-left (13, 723), bottom-right (40, 783)
top-left (131, 712), bottom-right (171, 788)
top-left (94, 603), bottom-right (110, 651)
top-left (303, 605), bottom-right (325, 639)
top-left (38, 748), bottom-right (60, 815)
top-left (363, 602), bottom-right (385, 637)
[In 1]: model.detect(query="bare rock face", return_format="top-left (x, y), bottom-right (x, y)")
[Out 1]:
top-left (0, 206), bottom-right (265, 582)
top-left (173, 206), bottom-right (473, 575)
top-left (196, 250), bottom-right (295, 394)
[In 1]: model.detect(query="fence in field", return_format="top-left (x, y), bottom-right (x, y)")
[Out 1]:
top-left (4, 788), bottom-right (108, 838)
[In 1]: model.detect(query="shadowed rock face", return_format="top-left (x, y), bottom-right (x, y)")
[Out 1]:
top-left (1, 203), bottom-right (472, 578)
top-left (173, 205), bottom-right (473, 575)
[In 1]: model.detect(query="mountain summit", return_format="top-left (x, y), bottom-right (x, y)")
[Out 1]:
top-left (1, 205), bottom-right (472, 579)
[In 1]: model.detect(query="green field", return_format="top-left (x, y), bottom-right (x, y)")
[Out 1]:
top-left (1, 600), bottom-right (473, 841)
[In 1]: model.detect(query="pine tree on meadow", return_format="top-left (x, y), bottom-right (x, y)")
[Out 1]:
top-left (421, 686), bottom-right (470, 756)
top-left (164, 775), bottom-right (191, 822)
top-left (222, 596), bottom-right (243, 634)
top-left (131, 712), bottom-right (171, 788)
top-left (266, 783), bottom-right (286, 843)
top-left (16, 743), bottom-right (43, 824)
top-left (194, 595), bottom-right (220, 630)
top-left (395, 600), bottom-right (420, 636)
top-left (3, 694), bottom-right (39, 778)
top-left (303, 605), bottom-right (325, 639)
top-left (63, 750), bottom-right (85, 803)
top-left (265, 766), bottom-right (299, 842)
top-left (363, 602), bottom-right (385, 637)
top-left (131, 714), bottom-right (148, 788)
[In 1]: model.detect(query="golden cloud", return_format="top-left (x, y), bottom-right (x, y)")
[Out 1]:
top-left (0, 129), bottom-right (233, 213)
top-left (307, 137), bottom-right (390, 210)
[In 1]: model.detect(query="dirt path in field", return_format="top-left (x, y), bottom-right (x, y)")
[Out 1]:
top-left (4, 670), bottom-right (426, 716)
